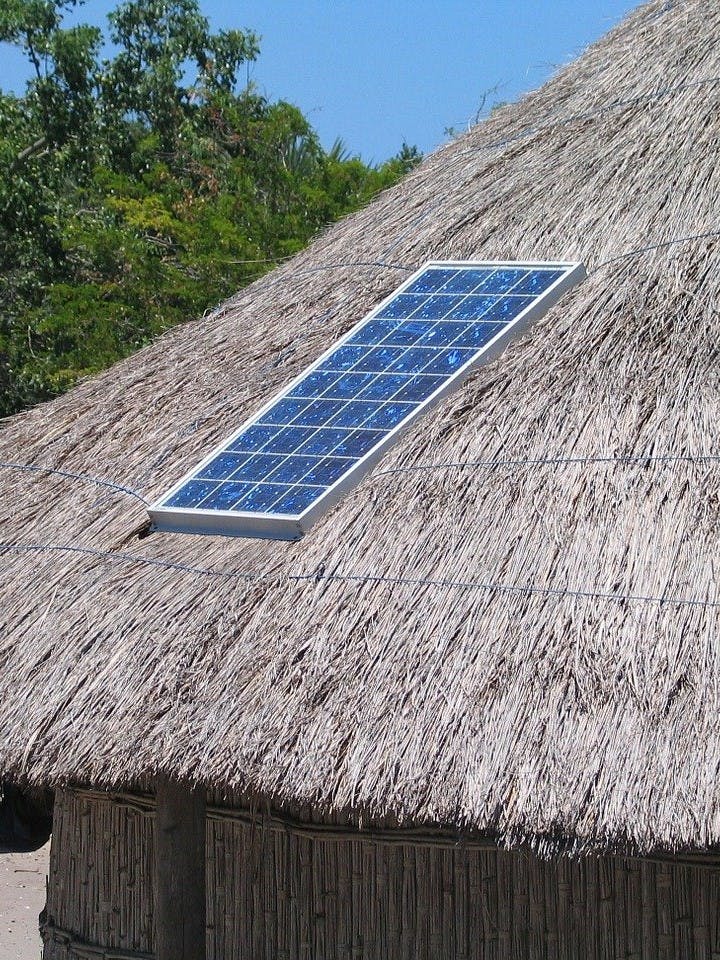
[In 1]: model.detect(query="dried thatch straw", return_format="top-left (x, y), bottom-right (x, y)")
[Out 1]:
top-left (1, 0), bottom-right (719, 856)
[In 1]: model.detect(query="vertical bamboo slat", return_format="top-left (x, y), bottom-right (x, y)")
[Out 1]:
top-left (656, 864), bottom-right (674, 960)
top-left (641, 859), bottom-right (658, 960)
top-left (673, 861), bottom-right (693, 960)
top-left (614, 858), bottom-right (627, 960)
top-left (527, 848), bottom-right (544, 960)
top-left (692, 862), bottom-right (710, 960)
top-left (598, 855), bottom-right (614, 960)
top-left (709, 869), bottom-right (720, 960)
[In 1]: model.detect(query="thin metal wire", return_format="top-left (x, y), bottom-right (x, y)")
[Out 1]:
top-left (463, 75), bottom-right (720, 156)
top-left (375, 453), bottom-right (720, 478)
top-left (1, 541), bottom-right (718, 610)
top-left (0, 461), bottom-right (149, 505)
top-left (300, 570), bottom-right (720, 609)
top-left (214, 255), bottom-right (293, 266)
top-left (3, 450), bottom-right (719, 512)
top-left (592, 228), bottom-right (720, 270)
top-left (292, 259), bottom-right (414, 276)
top-left (3, 450), bottom-right (720, 515)
top-left (0, 542), bottom-right (256, 580)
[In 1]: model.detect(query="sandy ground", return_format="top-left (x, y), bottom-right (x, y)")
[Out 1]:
top-left (0, 842), bottom-right (49, 960)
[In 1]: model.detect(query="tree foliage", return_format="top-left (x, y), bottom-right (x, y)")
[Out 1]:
top-left (0, 0), bottom-right (421, 415)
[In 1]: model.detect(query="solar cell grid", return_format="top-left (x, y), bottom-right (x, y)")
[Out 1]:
top-left (149, 260), bottom-right (586, 538)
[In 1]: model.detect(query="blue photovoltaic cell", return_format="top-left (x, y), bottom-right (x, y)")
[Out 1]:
top-left (152, 260), bottom-right (585, 538)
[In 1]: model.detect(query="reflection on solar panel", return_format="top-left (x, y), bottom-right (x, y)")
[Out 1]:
top-left (149, 260), bottom-right (586, 539)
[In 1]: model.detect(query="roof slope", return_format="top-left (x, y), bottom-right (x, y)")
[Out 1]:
top-left (2, 0), bottom-right (720, 855)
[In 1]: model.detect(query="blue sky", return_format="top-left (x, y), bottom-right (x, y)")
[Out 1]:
top-left (0, 0), bottom-right (640, 162)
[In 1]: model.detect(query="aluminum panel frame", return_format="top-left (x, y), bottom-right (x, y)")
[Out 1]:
top-left (148, 260), bottom-right (586, 539)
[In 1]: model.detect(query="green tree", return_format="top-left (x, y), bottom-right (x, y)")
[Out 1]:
top-left (0, 0), bottom-right (421, 416)
top-left (102, 0), bottom-right (259, 154)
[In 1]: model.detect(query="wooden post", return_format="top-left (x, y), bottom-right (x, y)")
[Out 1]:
top-left (155, 776), bottom-right (206, 960)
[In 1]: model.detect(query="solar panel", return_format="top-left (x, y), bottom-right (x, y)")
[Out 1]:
top-left (149, 260), bottom-right (586, 539)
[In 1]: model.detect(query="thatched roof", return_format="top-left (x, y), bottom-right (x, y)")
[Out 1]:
top-left (1, 0), bottom-right (719, 856)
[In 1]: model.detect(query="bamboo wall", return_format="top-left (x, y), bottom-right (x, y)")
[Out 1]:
top-left (43, 788), bottom-right (720, 960)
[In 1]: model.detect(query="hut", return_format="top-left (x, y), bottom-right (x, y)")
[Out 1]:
top-left (2, 0), bottom-right (720, 956)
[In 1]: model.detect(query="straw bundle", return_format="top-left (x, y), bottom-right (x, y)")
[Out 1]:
top-left (1, 0), bottom-right (719, 856)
